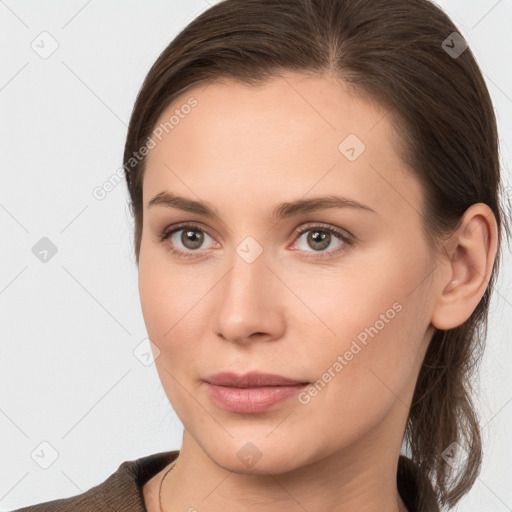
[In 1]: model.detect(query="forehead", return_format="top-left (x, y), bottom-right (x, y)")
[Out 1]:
top-left (151, 72), bottom-right (391, 146)
top-left (143, 72), bottom-right (423, 220)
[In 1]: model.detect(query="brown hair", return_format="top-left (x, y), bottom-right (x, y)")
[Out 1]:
top-left (123, 0), bottom-right (509, 509)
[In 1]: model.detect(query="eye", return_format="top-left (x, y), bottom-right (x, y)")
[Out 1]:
top-left (290, 224), bottom-right (353, 259)
top-left (158, 223), bottom-right (216, 259)
top-left (158, 222), bottom-right (354, 260)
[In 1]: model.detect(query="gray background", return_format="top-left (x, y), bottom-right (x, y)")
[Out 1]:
top-left (1, 0), bottom-right (511, 510)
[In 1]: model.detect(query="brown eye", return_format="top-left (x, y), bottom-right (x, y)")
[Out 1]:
top-left (291, 224), bottom-right (354, 260)
top-left (159, 223), bottom-right (216, 259)
top-left (306, 230), bottom-right (331, 251)
top-left (180, 228), bottom-right (204, 250)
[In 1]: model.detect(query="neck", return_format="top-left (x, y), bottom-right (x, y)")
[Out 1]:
top-left (159, 425), bottom-right (409, 512)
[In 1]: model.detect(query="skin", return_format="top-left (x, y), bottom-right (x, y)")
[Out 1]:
top-left (137, 71), bottom-right (498, 512)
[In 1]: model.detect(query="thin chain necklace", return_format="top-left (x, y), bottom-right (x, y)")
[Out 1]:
top-left (158, 461), bottom-right (177, 512)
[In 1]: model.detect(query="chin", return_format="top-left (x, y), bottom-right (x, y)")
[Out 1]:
top-left (198, 436), bottom-right (311, 476)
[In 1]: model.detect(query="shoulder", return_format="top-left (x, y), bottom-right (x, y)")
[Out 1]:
top-left (9, 450), bottom-right (179, 512)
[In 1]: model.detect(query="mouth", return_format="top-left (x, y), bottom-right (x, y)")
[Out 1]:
top-left (203, 371), bottom-right (309, 388)
top-left (203, 371), bottom-right (310, 413)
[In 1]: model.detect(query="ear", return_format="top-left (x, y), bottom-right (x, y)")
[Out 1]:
top-left (431, 203), bottom-right (498, 330)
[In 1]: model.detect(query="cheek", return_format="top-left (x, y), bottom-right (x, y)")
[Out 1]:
top-left (291, 301), bottom-right (425, 455)
top-left (294, 245), bottom-right (429, 354)
top-left (138, 249), bottom-right (186, 354)
top-left (138, 238), bottom-right (189, 331)
top-left (304, 235), bottom-right (426, 351)
top-left (299, 247), bottom-right (432, 425)
top-left (137, 259), bottom-right (206, 416)
top-left (138, 257), bottom-right (169, 339)
top-left (138, 249), bottom-right (211, 364)
top-left (303, 286), bottom-right (415, 401)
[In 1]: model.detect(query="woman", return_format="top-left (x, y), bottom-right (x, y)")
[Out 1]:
top-left (12, 0), bottom-right (508, 511)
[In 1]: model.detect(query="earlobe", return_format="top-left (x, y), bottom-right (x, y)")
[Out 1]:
top-left (431, 203), bottom-right (498, 331)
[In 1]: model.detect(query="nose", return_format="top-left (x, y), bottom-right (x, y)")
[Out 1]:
top-left (211, 242), bottom-right (287, 345)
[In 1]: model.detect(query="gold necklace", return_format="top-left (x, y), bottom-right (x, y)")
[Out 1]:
top-left (158, 462), bottom-right (177, 512)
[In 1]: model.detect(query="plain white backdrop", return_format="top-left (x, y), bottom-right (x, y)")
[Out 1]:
top-left (0, 0), bottom-right (511, 510)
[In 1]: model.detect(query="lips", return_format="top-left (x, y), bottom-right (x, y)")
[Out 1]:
top-left (203, 371), bottom-right (308, 388)
top-left (203, 371), bottom-right (309, 413)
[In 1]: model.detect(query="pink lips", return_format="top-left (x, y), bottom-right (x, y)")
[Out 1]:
top-left (203, 371), bottom-right (309, 413)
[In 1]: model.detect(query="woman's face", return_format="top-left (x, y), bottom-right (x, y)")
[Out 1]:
top-left (138, 72), bottom-right (439, 473)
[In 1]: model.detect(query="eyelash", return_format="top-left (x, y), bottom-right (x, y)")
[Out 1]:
top-left (158, 222), bottom-right (354, 260)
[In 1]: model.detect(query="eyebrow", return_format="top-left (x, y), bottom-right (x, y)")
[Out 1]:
top-left (146, 191), bottom-right (377, 220)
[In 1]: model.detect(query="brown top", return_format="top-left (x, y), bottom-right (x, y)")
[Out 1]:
top-left (10, 451), bottom-right (439, 512)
